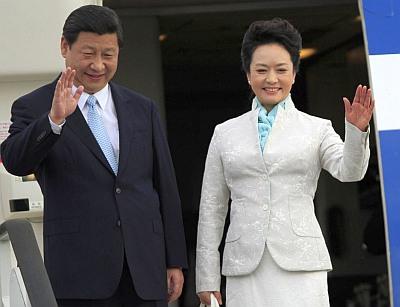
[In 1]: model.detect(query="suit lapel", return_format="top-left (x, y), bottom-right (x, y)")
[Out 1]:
top-left (66, 102), bottom-right (115, 175)
top-left (110, 83), bottom-right (136, 174)
top-left (262, 98), bottom-right (296, 163)
top-left (247, 109), bottom-right (269, 173)
top-left (249, 109), bottom-right (262, 151)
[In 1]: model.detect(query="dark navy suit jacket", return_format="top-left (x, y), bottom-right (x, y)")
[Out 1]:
top-left (1, 79), bottom-right (188, 300)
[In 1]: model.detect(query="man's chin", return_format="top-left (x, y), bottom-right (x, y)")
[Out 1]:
top-left (82, 83), bottom-right (107, 94)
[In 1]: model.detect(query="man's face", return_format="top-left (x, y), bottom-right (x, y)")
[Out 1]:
top-left (61, 32), bottom-right (119, 94)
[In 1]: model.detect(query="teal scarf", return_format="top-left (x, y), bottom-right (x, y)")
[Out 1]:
top-left (252, 96), bottom-right (287, 152)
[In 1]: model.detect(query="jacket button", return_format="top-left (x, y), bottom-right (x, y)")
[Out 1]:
top-left (116, 187), bottom-right (121, 194)
top-left (116, 220), bottom-right (121, 227)
top-left (263, 205), bottom-right (268, 211)
top-left (262, 175), bottom-right (268, 181)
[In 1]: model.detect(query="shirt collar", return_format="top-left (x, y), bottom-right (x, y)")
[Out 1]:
top-left (74, 84), bottom-right (110, 110)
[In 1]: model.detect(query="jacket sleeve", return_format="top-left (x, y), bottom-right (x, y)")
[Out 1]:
top-left (319, 119), bottom-right (370, 182)
top-left (196, 126), bottom-right (230, 293)
top-left (151, 102), bottom-right (188, 269)
top-left (1, 97), bottom-right (59, 176)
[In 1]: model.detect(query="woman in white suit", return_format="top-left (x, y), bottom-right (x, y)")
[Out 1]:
top-left (196, 18), bottom-right (374, 307)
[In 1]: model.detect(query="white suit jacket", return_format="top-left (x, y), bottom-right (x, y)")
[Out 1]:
top-left (196, 97), bottom-right (370, 292)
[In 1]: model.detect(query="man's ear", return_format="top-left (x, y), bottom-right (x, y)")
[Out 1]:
top-left (60, 36), bottom-right (69, 58)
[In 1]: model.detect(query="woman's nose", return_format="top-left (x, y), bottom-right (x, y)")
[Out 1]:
top-left (266, 72), bottom-right (278, 83)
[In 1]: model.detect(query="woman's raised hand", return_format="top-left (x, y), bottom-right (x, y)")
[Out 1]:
top-left (343, 85), bottom-right (374, 132)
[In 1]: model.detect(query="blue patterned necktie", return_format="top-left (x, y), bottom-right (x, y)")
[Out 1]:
top-left (86, 95), bottom-right (118, 174)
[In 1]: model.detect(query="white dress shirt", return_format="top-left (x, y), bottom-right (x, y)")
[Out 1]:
top-left (49, 84), bottom-right (120, 160)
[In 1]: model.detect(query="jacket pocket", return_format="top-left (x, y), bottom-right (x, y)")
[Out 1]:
top-left (225, 224), bottom-right (241, 243)
top-left (225, 199), bottom-right (244, 243)
top-left (288, 195), bottom-right (323, 238)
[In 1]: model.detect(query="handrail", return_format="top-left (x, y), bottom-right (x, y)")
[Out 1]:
top-left (0, 219), bottom-right (57, 307)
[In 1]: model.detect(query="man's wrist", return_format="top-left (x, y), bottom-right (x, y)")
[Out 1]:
top-left (48, 114), bottom-right (66, 135)
top-left (49, 112), bottom-right (65, 125)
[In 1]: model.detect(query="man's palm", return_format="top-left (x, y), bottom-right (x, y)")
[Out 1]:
top-left (49, 68), bottom-right (84, 124)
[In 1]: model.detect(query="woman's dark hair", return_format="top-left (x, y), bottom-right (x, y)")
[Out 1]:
top-left (63, 5), bottom-right (123, 47)
top-left (241, 18), bottom-right (302, 73)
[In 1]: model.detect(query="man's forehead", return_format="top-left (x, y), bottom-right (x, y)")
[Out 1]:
top-left (72, 32), bottom-right (119, 48)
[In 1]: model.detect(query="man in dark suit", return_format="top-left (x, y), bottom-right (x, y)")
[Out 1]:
top-left (1, 5), bottom-right (187, 307)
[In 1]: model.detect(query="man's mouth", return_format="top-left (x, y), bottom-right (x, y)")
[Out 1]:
top-left (85, 73), bottom-right (104, 80)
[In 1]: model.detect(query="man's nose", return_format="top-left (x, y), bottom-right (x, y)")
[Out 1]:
top-left (90, 55), bottom-right (105, 71)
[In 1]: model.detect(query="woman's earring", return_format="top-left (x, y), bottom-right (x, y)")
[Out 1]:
top-left (248, 80), bottom-right (251, 84)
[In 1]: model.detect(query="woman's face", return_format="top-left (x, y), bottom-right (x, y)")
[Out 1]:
top-left (247, 43), bottom-right (296, 110)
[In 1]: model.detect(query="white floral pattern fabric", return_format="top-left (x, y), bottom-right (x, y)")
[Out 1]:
top-left (196, 96), bottom-right (370, 293)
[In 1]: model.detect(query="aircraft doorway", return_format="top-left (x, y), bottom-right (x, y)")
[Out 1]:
top-left (106, 1), bottom-right (389, 306)
top-left (158, 4), bottom-right (388, 307)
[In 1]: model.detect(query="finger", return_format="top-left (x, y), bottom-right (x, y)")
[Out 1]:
top-left (353, 84), bottom-right (362, 104)
top-left (365, 89), bottom-right (372, 109)
top-left (58, 70), bottom-right (66, 93)
top-left (74, 85), bottom-right (84, 101)
top-left (370, 98), bottom-right (375, 111)
top-left (214, 291), bottom-right (223, 305)
top-left (66, 86), bottom-right (74, 102)
top-left (167, 286), bottom-right (173, 302)
top-left (64, 67), bottom-right (72, 88)
top-left (168, 281), bottom-right (182, 302)
top-left (198, 292), bottom-right (212, 305)
top-left (67, 69), bottom-right (76, 89)
top-left (166, 274), bottom-right (175, 300)
top-left (63, 67), bottom-right (71, 87)
top-left (360, 86), bottom-right (367, 106)
top-left (53, 79), bottom-right (63, 103)
top-left (59, 69), bottom-right (65, 82)
top-left (168, 289), bottom-right (175, 302)
top-left (343, 97), bottom-right (351, 115)
top-left (167, 275), bottom-right (171, 292)
top-left (168, 286), bottom-right (182, 303)
top-left (366, 99), bottom-right (375, 122)
top-left (67, 68), bottom-right (75, 90)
